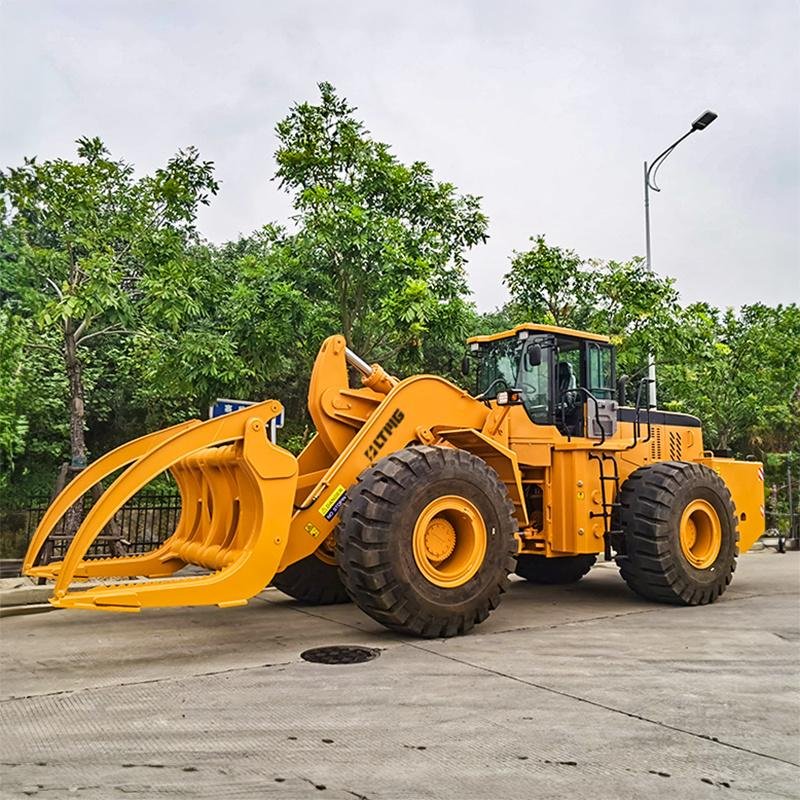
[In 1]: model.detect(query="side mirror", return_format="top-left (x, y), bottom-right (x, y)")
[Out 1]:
top-left (460, 356), bottom-right (470, 377)
top-left (525, 344), bottom-right (542, 369)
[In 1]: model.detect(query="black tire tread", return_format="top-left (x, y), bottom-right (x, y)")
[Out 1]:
top-left (272, 552), bottom-right (351, 605)
top-left (614, 461), bottom-right (739, 605)
top-left (515, 553), bottom-right (597, 584)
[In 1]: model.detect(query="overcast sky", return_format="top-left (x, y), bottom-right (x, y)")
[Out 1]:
top-left (1, 0), bottom-right (798, 311)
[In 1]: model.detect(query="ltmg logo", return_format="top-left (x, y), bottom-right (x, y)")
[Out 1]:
top-left (363, 408), bottom-right (405, 462)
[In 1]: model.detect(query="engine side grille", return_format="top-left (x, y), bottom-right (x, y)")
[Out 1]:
top-left (669, 430), bottom-right (683, 461)
top-left (650, 426), bottom-right (663, 460)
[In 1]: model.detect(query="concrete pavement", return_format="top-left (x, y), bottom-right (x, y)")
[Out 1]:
top-left (0, 551), bottom-right (798, 799)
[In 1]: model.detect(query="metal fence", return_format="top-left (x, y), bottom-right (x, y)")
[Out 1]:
top-left (765, 467), bottom-right (800, 543)
top-left (0, 492), bottom-right (182, 563)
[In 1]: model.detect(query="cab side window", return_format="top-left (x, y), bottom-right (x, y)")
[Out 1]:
top-left (555, 339), bottom-right (583, 436)
top-left (556, 346), bottom-right (581, 401)
top-left (587, 344), bottom-right (614, 399)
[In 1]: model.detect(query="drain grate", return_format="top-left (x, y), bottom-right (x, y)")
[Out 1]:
top-left (300, 645), bottom-right (380, 665)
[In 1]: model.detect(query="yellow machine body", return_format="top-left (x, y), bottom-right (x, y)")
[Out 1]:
top-left (23, 326), bottom-right (765, 613)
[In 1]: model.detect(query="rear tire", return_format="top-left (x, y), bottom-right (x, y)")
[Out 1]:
top-left (614, 461), bottom-right (738, 605)
top-left (272, 552), bottom-right (351, 605)
top-left (337, 446), bottom-right (518, 638)
top-left (515, 553), bottom-right (596, 584)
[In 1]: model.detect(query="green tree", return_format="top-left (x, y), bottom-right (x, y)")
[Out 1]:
top-left (274, 82), bottom-right (488, 368)
top-left (503, 234), bottom-right (680, 379)
top-left (504, 235), bottom-right (595, 327)
top-left (133, 230), bottom-right (319, 427)
top-left (0, 310), bottom-right (29, 487)
top-left (136, 82), bottom-right (492, 449)
top-left (589, 257), bottom-right (680, 383)
top-left (0, 137), bottom-right (218, 469)
top-left (658, 303), bottom-right (800, 454)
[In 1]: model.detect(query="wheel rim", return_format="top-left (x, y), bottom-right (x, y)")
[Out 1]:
top-left (679, 499), bottom-right (722, 569)
top-left (412, 495), bottom-right (487, 588)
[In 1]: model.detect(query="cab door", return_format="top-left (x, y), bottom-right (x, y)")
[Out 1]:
top-left (518, 335), bottom-right (556, 426)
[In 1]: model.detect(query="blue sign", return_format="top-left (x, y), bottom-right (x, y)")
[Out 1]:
top-left (209, 398), bottom-right (257, 419)
top-left (209, 399), bottom-right (284, 441)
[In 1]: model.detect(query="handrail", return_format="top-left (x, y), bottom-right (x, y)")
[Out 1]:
top-left (622, 377), bottom-right (654, 452)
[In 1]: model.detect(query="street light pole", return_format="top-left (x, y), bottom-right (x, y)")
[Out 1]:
top-left (644, 161), bottom-right (653, 272)
top-left (642, 109), bottom-right (718, 410)
top-left (643, 160), bottom-right (657, 408)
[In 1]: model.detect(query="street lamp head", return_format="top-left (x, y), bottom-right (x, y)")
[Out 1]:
top-left (691, 110), bottom-right (718, 131)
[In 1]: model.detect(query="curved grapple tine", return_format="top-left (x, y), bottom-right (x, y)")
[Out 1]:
top-left (23, 420), bottom-right (202, 579)
top-left (27, 461), bottom-right (206, 582)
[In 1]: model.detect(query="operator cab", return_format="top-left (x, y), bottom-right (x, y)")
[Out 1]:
top-left (468, 323), bottom-right (618, 439)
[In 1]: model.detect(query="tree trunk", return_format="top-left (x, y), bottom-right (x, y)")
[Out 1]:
top-left (339, 278), bottom-right (353, 347)
top-left (64, 323), bottom-right (87, 468)
top-left (60, 324), bottom-right (88, 541)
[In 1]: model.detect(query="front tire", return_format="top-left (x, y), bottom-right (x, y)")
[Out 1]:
top-left (337, 446), bottom-right (518, 638)
top-left (272, 551), bottom-right (351, 605)
top-left (614, 462), bottom-right (739, 605)
top-left (515, 553), bottom-right (596, 584)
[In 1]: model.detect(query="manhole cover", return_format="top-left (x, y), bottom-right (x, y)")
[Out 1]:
top-left (300, 645), bottom-right (380, 665)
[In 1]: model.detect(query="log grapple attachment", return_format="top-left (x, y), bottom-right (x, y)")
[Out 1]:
top-left (23, 401), bottom-right (298, 611)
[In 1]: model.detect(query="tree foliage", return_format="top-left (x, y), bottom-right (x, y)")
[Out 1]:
top-left (503, 234), bottom-right (798, 456)
top-left (0, 88), bottom-right (796, 511)
top-left (274, 82), bottom-right (487, 369)
top-left (658, 303), bottom-right (800, 453)
top-left (128, 82), bottom-right (489, 433)
top-left (0, 136), bottom-right (218, 489)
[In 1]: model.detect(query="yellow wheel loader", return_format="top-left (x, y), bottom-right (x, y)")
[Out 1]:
top-left (23, 325), bottom-right (764, 637)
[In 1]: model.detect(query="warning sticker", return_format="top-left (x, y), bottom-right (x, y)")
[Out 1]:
top-left (305, 522), bottom-right (321, 538)
top-left (319, 484), bottom-right (347, 521)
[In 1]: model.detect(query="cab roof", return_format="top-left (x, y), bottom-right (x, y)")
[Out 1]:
top-left (467, 323), bottom-right (611, 345)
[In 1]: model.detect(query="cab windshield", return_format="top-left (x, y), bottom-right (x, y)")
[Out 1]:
top-left (475, 336), bottom-right (552, 425)
top-left (475, 337), bottom-right (524, 399)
